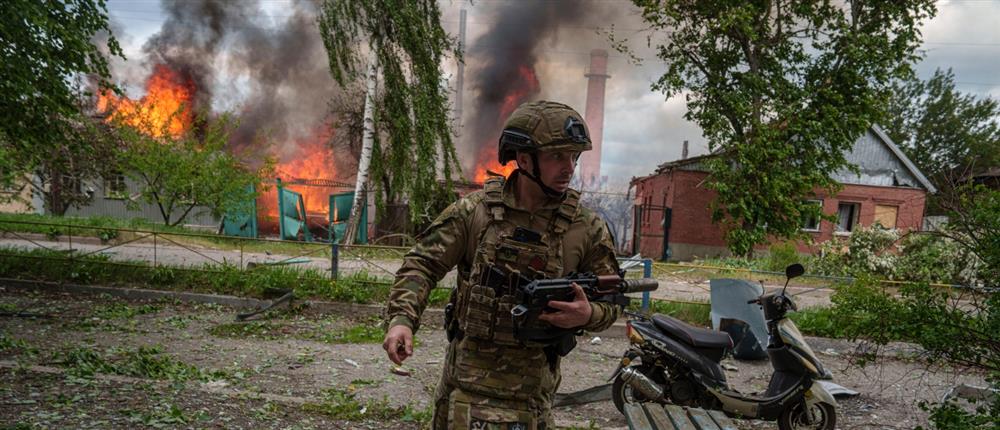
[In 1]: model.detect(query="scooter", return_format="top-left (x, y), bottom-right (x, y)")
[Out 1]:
top-left (610, 264), bottom-right (837, 430)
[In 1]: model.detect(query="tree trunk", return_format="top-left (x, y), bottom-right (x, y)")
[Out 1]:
top-left (343, 53), bottom-right (378, 245)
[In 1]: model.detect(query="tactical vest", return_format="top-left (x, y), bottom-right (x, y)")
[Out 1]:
top-left (449, 175), bottom-right (580, 403)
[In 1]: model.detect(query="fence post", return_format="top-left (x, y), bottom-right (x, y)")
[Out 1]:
top-left (67, 224), bottom-right (73, 262)
top-left (642, 258), bottom-right (652, 312)
top-left (330, 243), bottom-right (339, 280)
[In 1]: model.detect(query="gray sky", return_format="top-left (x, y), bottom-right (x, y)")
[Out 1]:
top-left (105, 0), bottom-right (1000, 184)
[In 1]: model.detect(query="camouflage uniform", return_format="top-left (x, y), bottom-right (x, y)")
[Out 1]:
top-left (385, 101), bottom-right (621, 430)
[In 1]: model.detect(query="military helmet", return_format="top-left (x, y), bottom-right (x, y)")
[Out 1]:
top-left (498, 100), bottom-right (592, 164)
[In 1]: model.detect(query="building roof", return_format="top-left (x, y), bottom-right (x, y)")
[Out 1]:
top-left (635, 125), bottom-right (937, 193)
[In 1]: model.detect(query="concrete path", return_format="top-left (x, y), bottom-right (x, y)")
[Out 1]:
top-left (0, 234), bottom-right (834, 308)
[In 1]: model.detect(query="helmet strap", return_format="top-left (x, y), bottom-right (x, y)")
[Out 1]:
top-left (516, 153), bottom-right (565, 199)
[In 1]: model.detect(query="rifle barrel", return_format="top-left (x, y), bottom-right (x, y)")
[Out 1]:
top-left (620, 278), bottom-right (659, 294)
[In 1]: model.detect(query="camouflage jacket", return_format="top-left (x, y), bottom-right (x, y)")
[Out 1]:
top-left (386, 173), bottom-right (622, 333)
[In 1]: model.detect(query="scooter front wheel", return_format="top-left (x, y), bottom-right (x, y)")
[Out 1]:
top-left (777, 401), bottom-right (836, 430)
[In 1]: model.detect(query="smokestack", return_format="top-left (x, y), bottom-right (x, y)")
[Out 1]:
top-left (581, 49), bottom-right (609, 186)
top-left (682, 140), bottom-right (689, 160)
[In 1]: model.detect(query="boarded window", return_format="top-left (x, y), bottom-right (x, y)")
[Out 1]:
top-left (874, 204), bottom-right (898, 229)
top-left (836, 202), bottom-right (860, 233)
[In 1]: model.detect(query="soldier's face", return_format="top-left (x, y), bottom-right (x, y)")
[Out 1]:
top-left (519, 150), bottom-right (580, 193)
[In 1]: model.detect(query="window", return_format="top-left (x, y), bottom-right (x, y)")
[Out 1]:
top-left (836, 202), bottom-right (860, 233)
top-left (801, 200), bottom-right (822, 232)
top-left (104, 173), bottom-right (127, 199)
top-left (873, 204), bottom-right (898, 229)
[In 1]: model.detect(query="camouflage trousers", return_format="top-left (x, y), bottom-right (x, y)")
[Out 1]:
top-left (431, 339), bottom-right (560, 430)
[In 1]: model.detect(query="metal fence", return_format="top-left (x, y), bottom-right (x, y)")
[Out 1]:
top-left (0, 219), bottom-right (408, 283)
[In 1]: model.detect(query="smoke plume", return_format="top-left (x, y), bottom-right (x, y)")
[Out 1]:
top-left (137, 0), bottom-right (345, 170)
top-left (461, 0), bottom-right (621, 175)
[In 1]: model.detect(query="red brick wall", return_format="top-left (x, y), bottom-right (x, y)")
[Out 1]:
top-left (632, 171), bottom-right (927, 259)
top-left (797, 183), bottom-right (927, 252)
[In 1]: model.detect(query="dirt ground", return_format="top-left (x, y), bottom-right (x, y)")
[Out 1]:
top-left (0, 287), bottom-right (988, 429)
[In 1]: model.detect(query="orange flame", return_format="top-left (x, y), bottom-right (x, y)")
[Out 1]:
top-left (271, 130), bottom-right (339, 217)
top-left (471, 65), bottom-right (539, 183)
top-left (97, 64), bottom-right (194, 138)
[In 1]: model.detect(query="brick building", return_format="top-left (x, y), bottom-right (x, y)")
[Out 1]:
top-left (629, 126), bottom-right (936, 260)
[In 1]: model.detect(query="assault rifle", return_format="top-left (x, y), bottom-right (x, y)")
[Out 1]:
top-left (510, 270), bottom-right (659, 355)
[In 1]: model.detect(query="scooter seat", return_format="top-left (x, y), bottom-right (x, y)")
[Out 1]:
top-left (652, 314), bottom-right (734, 350)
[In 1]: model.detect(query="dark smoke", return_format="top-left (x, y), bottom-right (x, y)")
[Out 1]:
top-left (139, 0), bottom-right (345, 169)
top-left (463, 0), bottom-right (607, 174)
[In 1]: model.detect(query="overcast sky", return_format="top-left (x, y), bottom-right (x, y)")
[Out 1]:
top-left (105, 0), bottom-right (1000, 184)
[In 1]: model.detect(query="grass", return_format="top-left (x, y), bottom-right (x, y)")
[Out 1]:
top-left (629, 299), bottom-right (850, 339)
top-left (630, 299), bottom-right (712, 327)
top-left (0, 246), bottom-right (395, 304)
top-left (0, 331), bottom-right (38, 357)
top-left (789, 306), bottom-right (850, 339)
top-left (56, 344), bottom-right (230, 382)
top-left (301, 387), bottom-right (416, 422)
top-left (0, 212), bottom-right (410, 259)
top-left (208, 317), bottom-right (387, 344)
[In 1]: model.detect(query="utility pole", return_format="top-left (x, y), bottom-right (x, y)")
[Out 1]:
top-left (343, 53), bottom-right (377, 245)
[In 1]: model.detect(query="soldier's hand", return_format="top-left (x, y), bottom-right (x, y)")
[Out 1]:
top-left (383, 325), bottom-right (413, 365)
top-left (538, 282), bottom-right (592, 329)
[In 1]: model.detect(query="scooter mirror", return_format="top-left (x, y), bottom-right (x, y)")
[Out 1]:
top-left (785, 263), bottom-right (805, 280)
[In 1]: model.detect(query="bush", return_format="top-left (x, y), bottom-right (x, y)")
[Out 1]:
top-left (809, 224), bottom-right (900, 279)
top-left (766, 241), bottom-right (800, 272)
top-left (895, 233), bottom-right (970, 285)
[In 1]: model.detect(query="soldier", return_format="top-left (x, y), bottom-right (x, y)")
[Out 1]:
top-left (382, 100), bottom-right (622, 429)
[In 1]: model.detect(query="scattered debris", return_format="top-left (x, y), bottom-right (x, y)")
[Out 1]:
top-left (589, 337), bottom-right (602, 345)
top-left (821, 348), bottom-right (840, 356)
top-left (344, 359), bottom-right (360, 368)
top-left (722, 363), bottom-right (738, 372)
top-left (943, 383), bottom-right (999, 403)
top-left (390, 366), bottom-right (411, 377)
top-left (817, 380), bottom-right (859, 398)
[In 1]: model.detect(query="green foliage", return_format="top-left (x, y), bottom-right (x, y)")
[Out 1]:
top-left (766, 242), bottom-right (800, 273)
top-left (885, 68), bottom-right (1000, 192)
top-left (830, 277), bottom-right (999, 420)
top-left (313, 320), bottom-right (385, 344)
top-left (115, 113), bottom-right (274, 227)
top-left (938, 185), bottom-right (1000, 289)
top-left (0, 0), bottom-right (123, 197)
top-left (895, 233), bottom-right (969, 285)
top-left (0, 246), bottom-right (394, 304)
top-left (92, 302), bottom-right (161, 320)
top-left (919, 394), bottom-right (1000, 430)
top-left (629, 299), bottom-right (711, 328)
top-left (0, 331), bottom-right (38, 356)
top-left (626, 0), bottom-right (936, 256)
top-left (303, 387), bottom-right (407, 421)
top-left (809, 224), bottom-right (899, 279)
top-left (210, 317), bottom-right (386, 344)
top-left (788, 306), bottom-right (848, 339)
top-left (57, 344), bottom-right (226, 382)
top-left (318, 0), bottom-right (461, 225)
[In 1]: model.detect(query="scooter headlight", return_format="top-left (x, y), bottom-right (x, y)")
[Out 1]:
top-left (626, 321), bottom-right (645, 345)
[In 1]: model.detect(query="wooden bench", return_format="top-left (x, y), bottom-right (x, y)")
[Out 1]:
top-left (624, 403), bottom-right (739, 430)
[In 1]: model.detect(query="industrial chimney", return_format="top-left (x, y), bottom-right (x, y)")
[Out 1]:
top-left (580, 49), bottom-right (609, 187)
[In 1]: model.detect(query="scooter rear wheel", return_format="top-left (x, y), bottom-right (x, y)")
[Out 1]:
top-left (611, 365), bottom-right (659, 414)
top-left (777, 401), bottom-right (836, 430)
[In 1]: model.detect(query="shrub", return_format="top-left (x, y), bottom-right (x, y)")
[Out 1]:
top-left (766, 241), bottom-right (800, 272)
